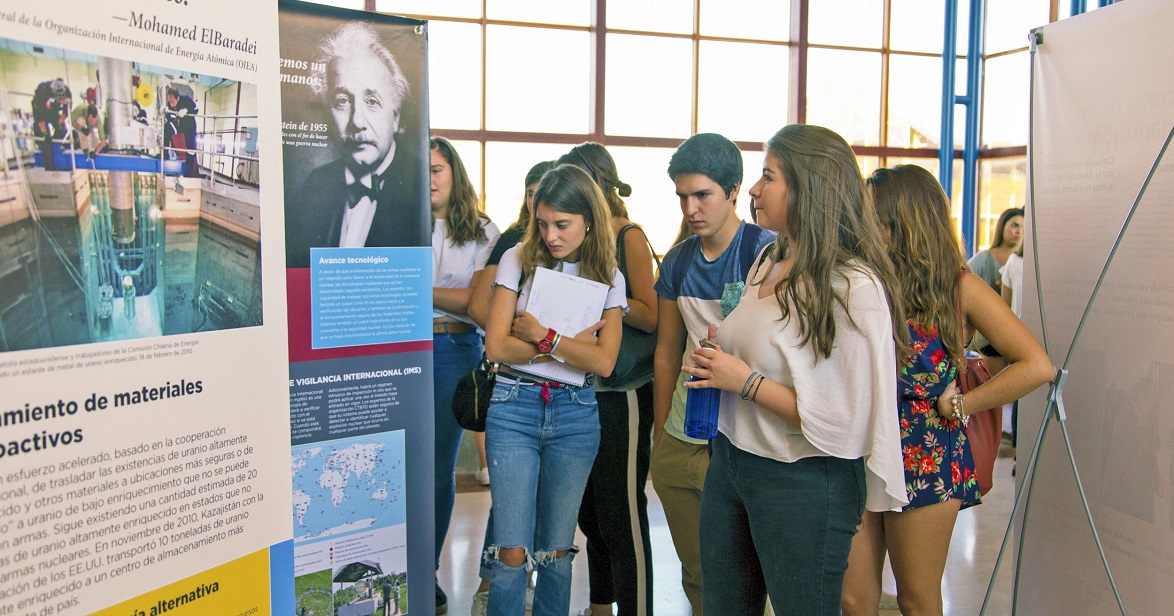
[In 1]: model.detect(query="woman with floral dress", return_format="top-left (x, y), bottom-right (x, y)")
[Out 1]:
top-left (841, 165), bottom-right (1052, 616)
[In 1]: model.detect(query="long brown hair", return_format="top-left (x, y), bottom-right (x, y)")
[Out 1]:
top-left (520, 164), bottom-right (617, 287)
top-left (431, 137), bottom-right (489, 245)
top-left (509, 160), bottom-right (557, 232)
top-left (754, 124), bottom-right (908, 361)
top-left (868, 164), bottom-right (966, 369)
top-left (991, 207), bottom-right (1024, 249)
top-left (558, 142), bottom-right (632, 220)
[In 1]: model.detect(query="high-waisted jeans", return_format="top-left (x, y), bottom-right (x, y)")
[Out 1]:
top-left (484, 377), bottom-right (600, 616)
top-left (700, 432), bottom-right (866, 616)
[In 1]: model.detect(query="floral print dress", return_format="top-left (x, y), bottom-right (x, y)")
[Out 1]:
top-left (899, 320), bottom-right (981, 509)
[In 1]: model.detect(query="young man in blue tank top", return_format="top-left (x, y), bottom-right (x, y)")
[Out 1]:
top-left (651, 133), bottom-right (774, 615)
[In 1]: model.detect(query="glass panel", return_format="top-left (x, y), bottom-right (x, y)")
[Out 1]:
top-left (377, 0), bottom-right (481, 19)
top-left (483, 142), bottom-right (573, 228)
top-left (605, 34), bottom-right (693, 138)
top-left (887, 54), bottom-right (942, 148)
top-left (981, 51), bottom-right (1029, 148)
top-left (428, 21), bottom-right (481, 130)
top-left (485, 26), bottom-right (591, 133)
top-left (609, 0), bottom-right (694, 34)
top-left (700, 0), bottom-right (790, 42)
top-left (977, 157), bottom-right (1027, 251)
top-left (806, 49), bottom-right (882, 146)
top-left (487, 0), bottom-right (590, 26)
top-left (698, 41), bottom-right (789, 142)
top-left (889, 0), bottom-right (945, 53)
top-left (607, 146), bottom-right (682, 257)
top-left (809, 0), bottom-right (882, 48)
top-left (985, 0), bottom-right (1049, 54)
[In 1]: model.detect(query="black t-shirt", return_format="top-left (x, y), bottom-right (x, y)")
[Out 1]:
top-left (487, 226), bottom-right (525, 266)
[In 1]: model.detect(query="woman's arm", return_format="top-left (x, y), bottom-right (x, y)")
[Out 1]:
top-left (682, 326), bottom-right (801, 428)
top-left (484, 287), bottom-right (621, 376)
top-left (621, 228), bottom-right (658, 333)
top-left (433, 286), bottom-right (473, 315)
top-left (467, 266), bottom-right (496, 329)
top-left (936, 273), bottom-right (1054, 417)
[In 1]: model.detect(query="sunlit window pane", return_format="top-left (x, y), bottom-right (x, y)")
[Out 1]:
top-left (888, 54), bottom-right (942, 148)
top-left (807, 49), bottom-right (881, 146)
top-left (487, 0), bottom-right (590, 26)
top-left (607, 146), bottom-right (681, 257)
top-left (981, 51), bottom-right (1029, 148)
top-left (377, 0), bottom-right (481, 19)
top-left (856, 156), bottom-right (882, 179)
top-left (890, 0), bottom-right (944, 54)
top-left (428, 21), bottom-right (481, 130)
top-left (809, 0), bottom-right (882, 48)
top-left (700, 0), bottom-right (790, 42)
top-left (609, 0), bottom-right (694, 34)
top-left (483, 142), bottom-right (572, 228)
top-left (698, 41), bottom-right (789, 142)
top-left (605, 35), bottom-right (693, 138)
top-left (985, 0), bottom-right (1049, 54)
top-left (486, 26), bottom-right (590, 133)
top-left (977, 157), bottom-right (1026, 251)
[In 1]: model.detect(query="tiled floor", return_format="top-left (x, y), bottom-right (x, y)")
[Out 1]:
top-left (439, 451), bottom-right (1017, 615)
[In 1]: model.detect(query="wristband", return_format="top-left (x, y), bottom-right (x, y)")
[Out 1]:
top-left (740, 371), bottom-right (760, 400)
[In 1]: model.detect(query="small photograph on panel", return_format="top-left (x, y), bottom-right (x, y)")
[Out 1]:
top-left (0, 37), bottom-right (263, 352)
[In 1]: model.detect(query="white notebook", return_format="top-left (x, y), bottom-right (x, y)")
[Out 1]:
top-left (505, 266), bottom-right (609, 386)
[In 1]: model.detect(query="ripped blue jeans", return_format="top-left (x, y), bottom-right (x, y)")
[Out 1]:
top-left (484, 377), bottom-right (600, 616)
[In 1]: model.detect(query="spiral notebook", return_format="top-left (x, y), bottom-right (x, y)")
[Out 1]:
top-left (505, 266), bottom-right (609, 387)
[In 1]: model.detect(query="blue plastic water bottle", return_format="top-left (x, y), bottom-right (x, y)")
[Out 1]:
top-left (684, 338), bottom-right (720, 440)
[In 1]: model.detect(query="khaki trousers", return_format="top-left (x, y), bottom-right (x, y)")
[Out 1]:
top-left (650, 433), bottom-right (709, 616)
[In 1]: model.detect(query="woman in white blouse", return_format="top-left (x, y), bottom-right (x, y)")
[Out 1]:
top-left (429, 137), bottom-right (500, 613)
top-left (682, 125), bottom-right (909, 615)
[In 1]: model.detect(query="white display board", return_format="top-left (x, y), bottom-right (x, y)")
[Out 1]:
top-left (1019, 0), bottom-right (1174, 613)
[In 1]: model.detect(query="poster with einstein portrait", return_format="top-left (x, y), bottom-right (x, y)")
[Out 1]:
top-left (278, 0), bottom-right (429, 269)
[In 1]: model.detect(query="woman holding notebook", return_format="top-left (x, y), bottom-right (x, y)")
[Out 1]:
top-left (482, 163), bottom-right (628, 616)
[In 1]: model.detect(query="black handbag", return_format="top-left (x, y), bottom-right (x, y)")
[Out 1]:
top-left (452, 355), bottom-right (496, 432)
top-left (599, 225), bottom-right (660, 390)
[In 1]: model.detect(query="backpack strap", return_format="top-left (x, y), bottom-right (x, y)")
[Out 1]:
top-left (617, 224), bottom-right (660, 299)
top-left (738, 224), bottom-right (765, 278)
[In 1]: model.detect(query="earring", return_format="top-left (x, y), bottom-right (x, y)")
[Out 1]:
top-left (586, 226), bottom-right (591, 233)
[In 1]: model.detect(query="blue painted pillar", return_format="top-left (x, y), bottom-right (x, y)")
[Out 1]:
top-left (939, 0), bottom-right (957, 195)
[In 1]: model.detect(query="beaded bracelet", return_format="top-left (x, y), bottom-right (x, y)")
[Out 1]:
top-left (740, 371), bottom-right (760, 400)
top-left (951, 394), bottom-right (970, 427)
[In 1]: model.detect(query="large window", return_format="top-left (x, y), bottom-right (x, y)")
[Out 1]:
top-left (312, 0), bottom-right (1076, 254)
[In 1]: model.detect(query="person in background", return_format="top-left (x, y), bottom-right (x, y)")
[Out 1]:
top-left (466, 159), bottom-right (556, 616)
top-left (164, 86), bottom-right (200, 177)
top-left (483, 164), bottom-right (626, 616)
top-left (1001, 241), bottom-right (1025, 317)
top-left (684, 124), bottom-right (909, 615)
top-left (651, 133), bottom-right (773, 616)
top-left (968, 207), bottom-right (1023, 294)
top-left (557, 142), bottom-right (657, 616)
top-left (841, 165), bottom-right (1051, 616)
top-left (431, 137), bottom-right (501, 615)
top-left (31, 79), bottom-right (71, 171)
top-left (71, 103), bottom-right (107, 158)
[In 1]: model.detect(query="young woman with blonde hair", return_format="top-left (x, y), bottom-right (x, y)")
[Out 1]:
top-left (483, 164), bottom-right (628, 616)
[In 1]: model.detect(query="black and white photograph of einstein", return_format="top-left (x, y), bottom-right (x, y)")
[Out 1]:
top-left (280, 11), bottom-right (429, 268)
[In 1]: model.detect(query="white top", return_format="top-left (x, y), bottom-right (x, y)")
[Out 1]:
top-left (1001, 253), bottom-right (1023, 317)
top-left (493, 245), bottom-right (628, 318)
top-left (432, 217), bottom-right (501, 324)
top-left (716, 253), bottom-right (908, 512)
